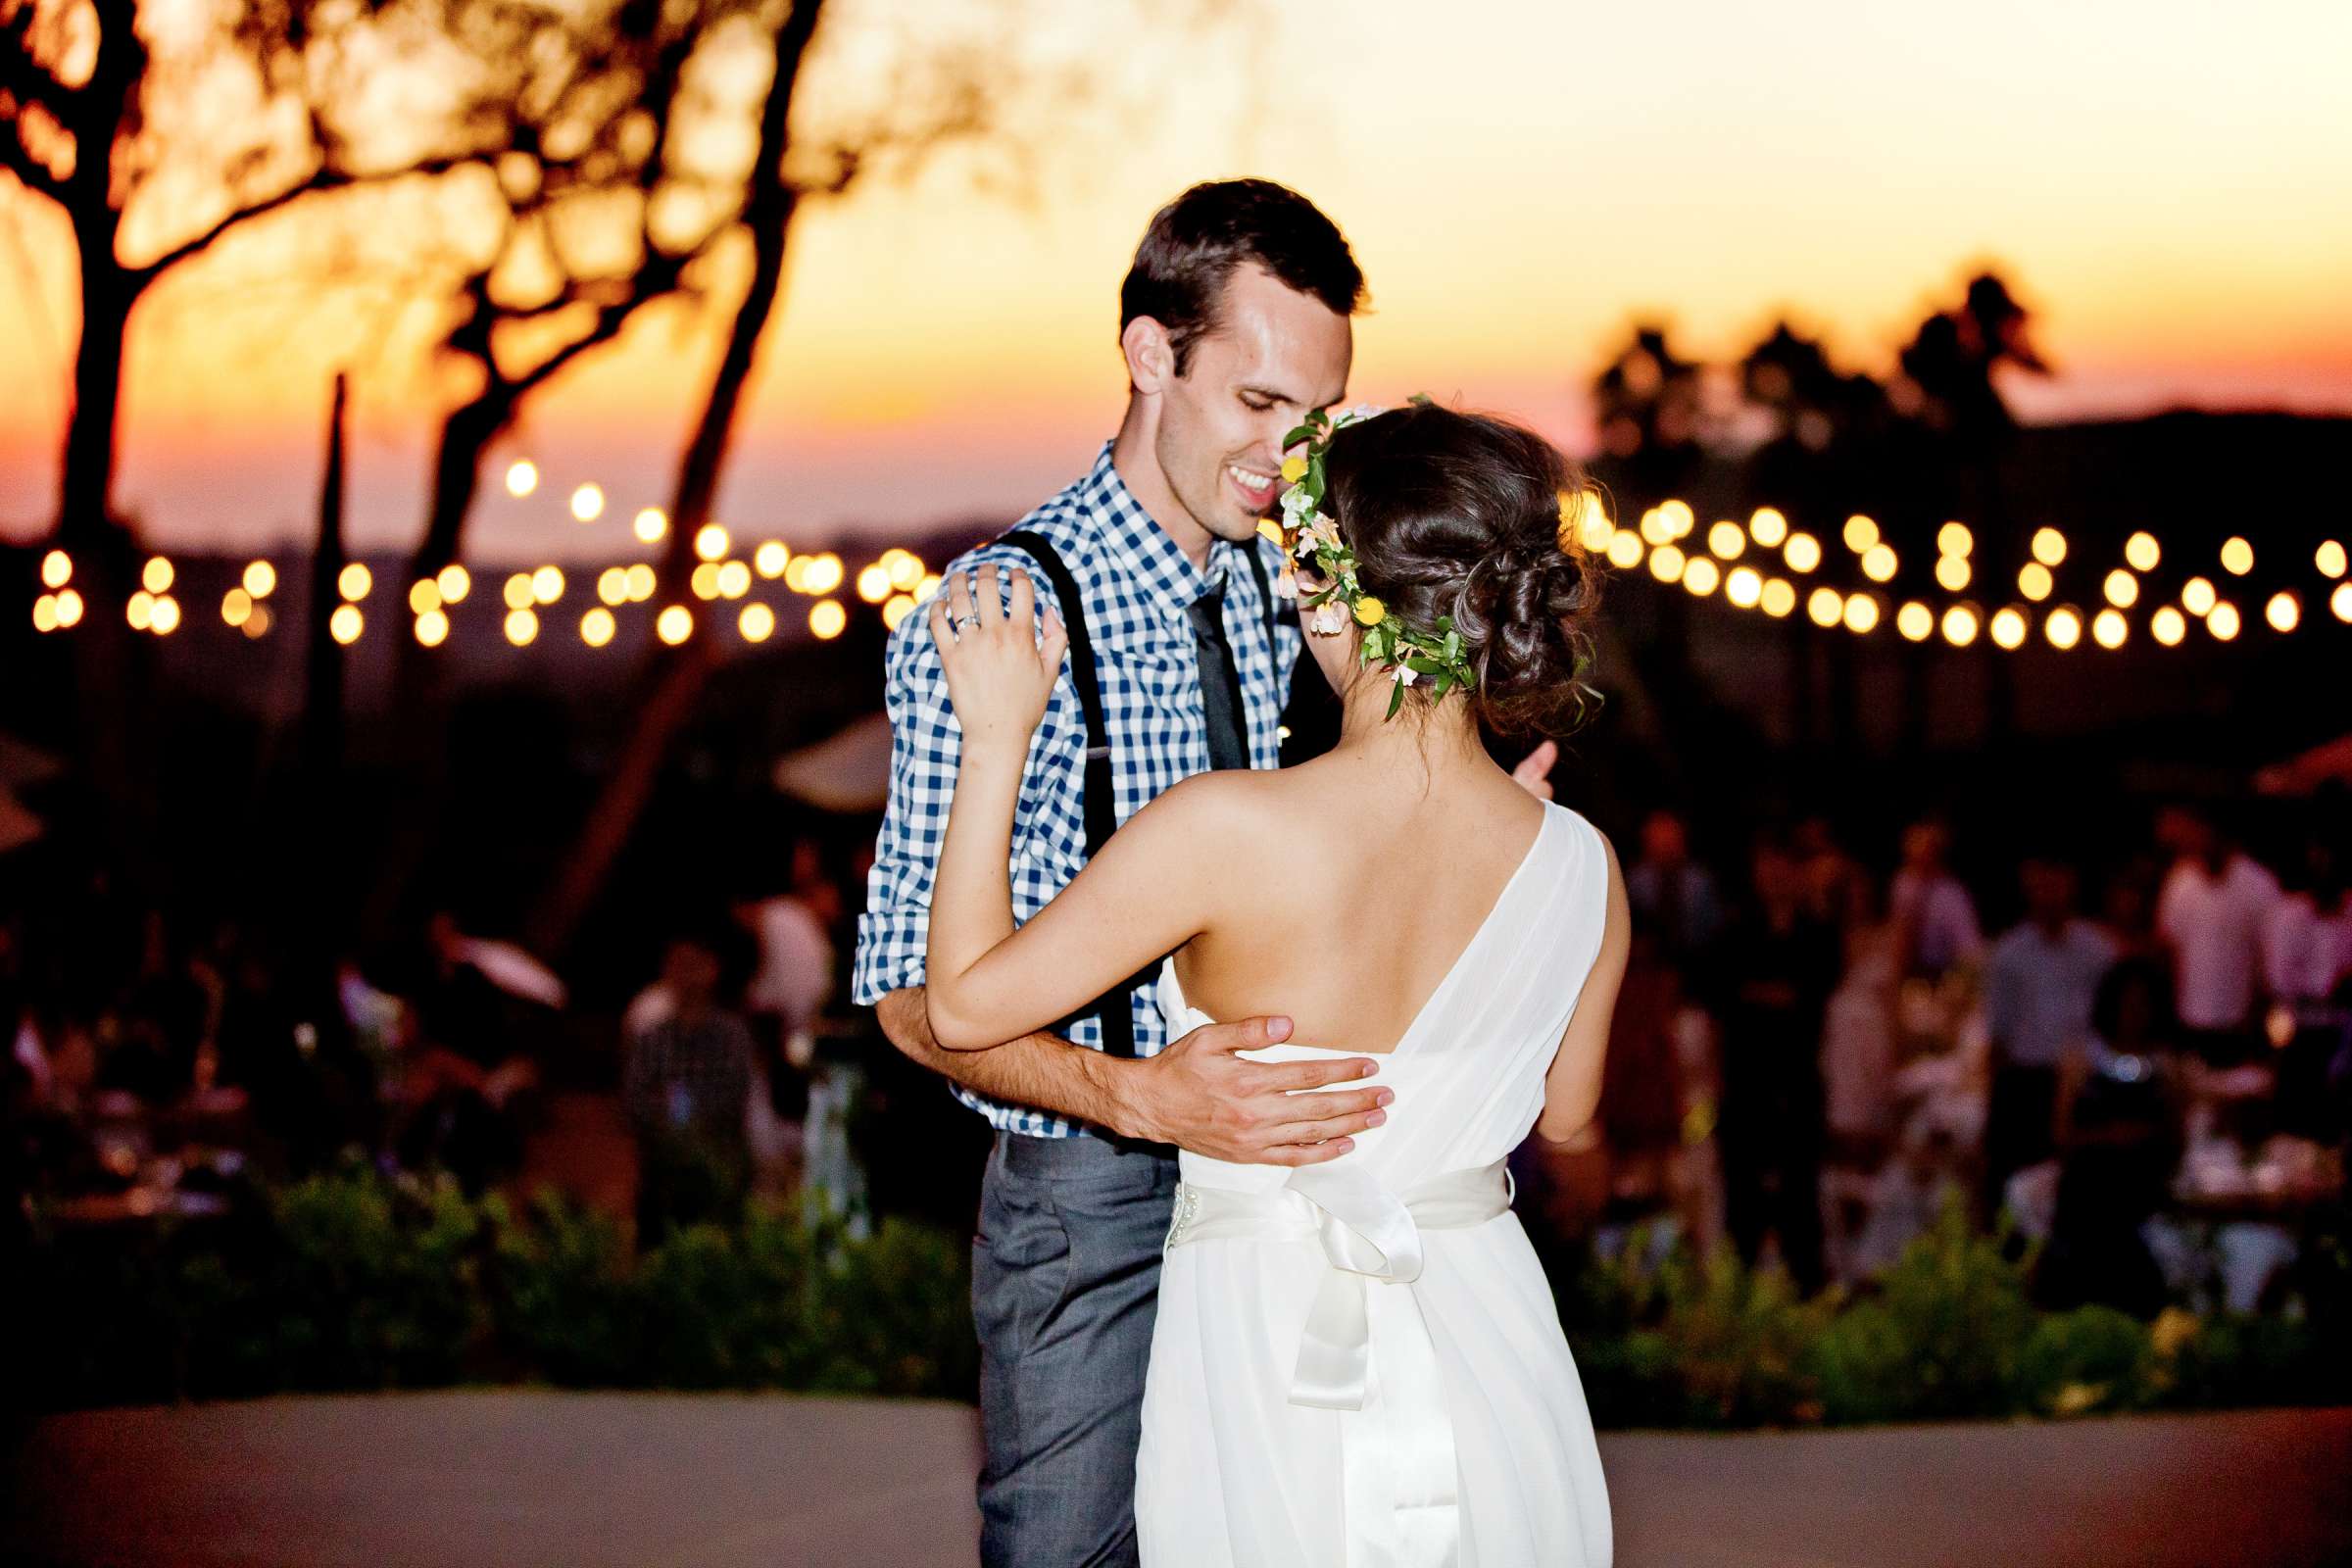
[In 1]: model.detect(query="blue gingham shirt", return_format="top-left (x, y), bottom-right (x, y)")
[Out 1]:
top-left (853, 442), bottom-right (1301, 1137)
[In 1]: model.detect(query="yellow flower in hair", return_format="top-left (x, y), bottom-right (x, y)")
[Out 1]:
top-left (1354, 596), bottom-right (1386, 627)
top-left (1281, 455), bottom-right (1309, 483)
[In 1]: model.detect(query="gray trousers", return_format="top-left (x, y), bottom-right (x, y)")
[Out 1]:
top-left (974, 1128), bottom-right (1179, 1568)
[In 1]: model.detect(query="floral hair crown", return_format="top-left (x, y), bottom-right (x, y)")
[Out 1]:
top-left (1257, 396), bottom-right (1477, 719)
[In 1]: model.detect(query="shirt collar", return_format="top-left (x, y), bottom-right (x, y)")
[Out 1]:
top-left (1080, 441), bottom-right (1243, 612)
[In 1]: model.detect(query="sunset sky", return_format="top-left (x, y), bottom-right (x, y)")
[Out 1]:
top-left (3, 0), bottom-right (2349, 564)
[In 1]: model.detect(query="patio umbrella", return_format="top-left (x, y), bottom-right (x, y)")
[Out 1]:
top-left (772, 712), bottom-right (891, 813)
top-left (2254, 732), bottom-right (2352, 796)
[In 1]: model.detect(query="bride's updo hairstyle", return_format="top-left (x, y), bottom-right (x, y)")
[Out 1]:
top-left (1321, 403), bottom-right (1601, 736)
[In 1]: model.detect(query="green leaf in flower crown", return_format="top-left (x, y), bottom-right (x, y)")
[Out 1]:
top-left (1282, 421), bottom-right (1316, 450)
top-left (1435, 613), bottom-right (1453, 635)
top-left (1443, 629), bottom-right (1460, 662)
top-left (1433, 669), bottom-right (1453, 699)
top-left (1404, 655), bottom-right (1442, 675)
top-left (1386, 679), bottom-right (1405, 719)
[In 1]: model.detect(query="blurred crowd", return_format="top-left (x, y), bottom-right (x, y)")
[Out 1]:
top-left (11, 787), bottom-right (2348, 1322)
top-left (1531, 798), bottom-right (2351, 1316)
top-left (2, 838), bottom-right (863, 1248)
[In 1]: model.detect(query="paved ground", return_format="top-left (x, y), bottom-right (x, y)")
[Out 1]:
top-left (9, 1395), bottom-right (2350, 1567)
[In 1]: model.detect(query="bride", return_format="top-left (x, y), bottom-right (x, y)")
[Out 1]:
top-left (921, 400), bottom-right (1630, 1567)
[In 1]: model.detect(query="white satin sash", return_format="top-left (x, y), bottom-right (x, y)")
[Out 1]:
top-left (1163, 1159), bottom-right (1515, 1567)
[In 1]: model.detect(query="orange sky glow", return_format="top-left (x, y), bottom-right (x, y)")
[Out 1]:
top-left (3, 0), bottom-right (2349, 563)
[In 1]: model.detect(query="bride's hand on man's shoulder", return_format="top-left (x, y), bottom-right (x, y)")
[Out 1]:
top-left (929, 564), bottom-right (1069, 754)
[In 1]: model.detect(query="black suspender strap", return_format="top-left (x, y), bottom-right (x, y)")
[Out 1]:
top-left (996, 529), bottom-right (1141, 1058)
top-left (1244, 540), bottom-right (1278, 650)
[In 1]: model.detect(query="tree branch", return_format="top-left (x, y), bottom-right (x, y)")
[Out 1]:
top-left (129, 152), bottom-right (482, 289)
top-left (0, 123), bottom-right (66, 203)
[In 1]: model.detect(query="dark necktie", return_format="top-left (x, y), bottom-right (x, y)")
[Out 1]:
top-left (1184, 585), bottom-right (1251, 771)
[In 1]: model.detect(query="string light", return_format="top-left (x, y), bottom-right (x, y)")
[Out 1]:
top-left (2317, 541), bottom-right (2347, 579)
top-left (1990, 607), bottom-right (2028, 649)
top-left (2103, 569), bottom-right (2138, 609)
top-left (882, 593), bottom-right (919, 629)
top-left (2335, 582), bottom-right (2352, 623)
top-left (142, 557), bottom-right (173, 594)
top-left (1707, 521), bottom-right (1745, 560)
top-left (1760, 578), bottom-right (1796, 618)
top-left (1784, 533), bottom-right (1822, 573)
top-left (222, 587), bottom-right (254, 626)
top-left (2208, 602), bottom-right (2241, 640)
top-left (1605, 531), bottom-right (1644, 570)
top-left (1936, 556), bottom-right (1972, 592)
top-left (2019, 562), bottom-right (2052, 601)
top-left (696, 524), bottom-right (729, 563)
top-left (2092, 609), bottom-right (2128, 649)
top-left (1861, 544), bottom-right (1897, 582)
top-left (856, 564), bottom-right (894, 604)
top-left (1747, 507), bottom-right (1788, 549)
top-left (243, 561), bottom-right (276, 598)
top-left (531, 566), bottom-right (564, 605)
top-left (809, 600), bottom-right (848, 640)
top-left (1648, 544), bottom-right (1687, 584)
top-left (2046, 606), bottom-right (2082, 650)
top-left (656, 606), bottom-right (693, 645)
top-left (1943, 604), bottom-right (1981, 646)
top-left (41, 550), bottom-right (72, 589)
top-left (2032, 527), bottom-right (2067, 566)
top-left (1842, 593), bottom-right (1879, 634)
top-left (1683, 557), bottom-right (1721, 596)
top-left (2152, 606), bottom-right (2187, 645)
top-left (410, 579), bottom-right (443, 615)
top-left (1726, 565), bottom-right (1764, 608)
top-left (756, 541), bottom-right (790, 578)
top-left (1804, 585), bottom-right (1840, 626)
top-left (340, 563), bottom-right (372, 601)
top-left (330, 604), bottom-right (363, 645)
top-left (416, 610), bottom-right (449, 646)
top-left (436, 564), bottom-right (470, 604)
top-left (691, 564), bottom-right (722, 601)
top-left (1937, 522), bottom-right (1973, 557)
top-left (634, 508), bottom-right (667, 544)
top-left (2266, 591), bottom-right (2299, 633)
top-left (716, 561), bottom-right (752, 600)
top-left (581, 608), bottom-right (616, 647)
top-left (1896, 601), bottom-right (1934, 641)
top-left (506, 608), bottom-right (539, 645)
top-left (740, 603), bottom-right (776, 642)
top-left (2220, 536), bottom-right (2254, 575)
top-left (505, 461), bottom-right (538, 498)
top-left (2182, 576), bottom-right (2217, 616)
top-left (502, 573), bottom-right (535, 612)
top-left (569, 484), bottom-right (605, 523)
top-left (1842, 514), bottom-right (1879, 553)
top-left (598, 568), bottom-right (629, 606)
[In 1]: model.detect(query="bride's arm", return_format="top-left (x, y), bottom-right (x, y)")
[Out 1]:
top-left (922, 565), bottom-right (1240, 1052)
top-left (1536, 827), bottom-right (1632, 1143)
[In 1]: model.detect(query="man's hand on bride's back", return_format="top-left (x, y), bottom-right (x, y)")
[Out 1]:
top-left (930, 564), bottom-right (1068, 755)
top-left (1120, 1017), bottom-right (1394, 1167)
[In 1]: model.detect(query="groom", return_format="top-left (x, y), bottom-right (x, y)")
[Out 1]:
top-left (857, 181), bottom-right (1559, 1564)
top-left (854, 179), bottom-right (1387, 1566)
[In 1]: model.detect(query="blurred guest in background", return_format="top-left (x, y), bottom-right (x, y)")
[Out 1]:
top-left (2035, 956), bottom-right (2180, 1316)
top-left (2155, 805), bottom-right (2282, 1067)
top-left (398, 910), bottom-right (552, 1192)
top-left (623, 930), bottom-right (757, 1238)
top-left (1981, 855), bottom-right (2116, 1223)
top-left (1888, 817), bottom-right (1983, 981)
top-left (1625, 808), bottom-right (1726, 971)
top-left (2260, 828), bottom-right (2352, 1141)
top-left (1713, 829), bottom-right (1843, 1296)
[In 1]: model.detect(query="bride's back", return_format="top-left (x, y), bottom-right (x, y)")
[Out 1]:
top-left (1171, 743), bottom-right (1554, 1056)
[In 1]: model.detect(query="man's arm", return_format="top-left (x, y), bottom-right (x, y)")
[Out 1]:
top-left (875, 986), bottom-right (1393, 1167)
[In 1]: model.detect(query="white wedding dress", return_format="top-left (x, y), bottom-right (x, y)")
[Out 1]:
top-left (1136, 800), bottom-right (1614, 1567)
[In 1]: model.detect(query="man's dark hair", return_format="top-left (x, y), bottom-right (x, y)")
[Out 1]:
top-left (1119, 179), bottom-right (1365, 375)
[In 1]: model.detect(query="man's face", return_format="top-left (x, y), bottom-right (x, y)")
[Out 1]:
top-left (1153, 264), bottom-right (1351, 545)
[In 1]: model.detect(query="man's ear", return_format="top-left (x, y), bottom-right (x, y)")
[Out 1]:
top-left (1121, 316), bottom-right (1175, 397)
